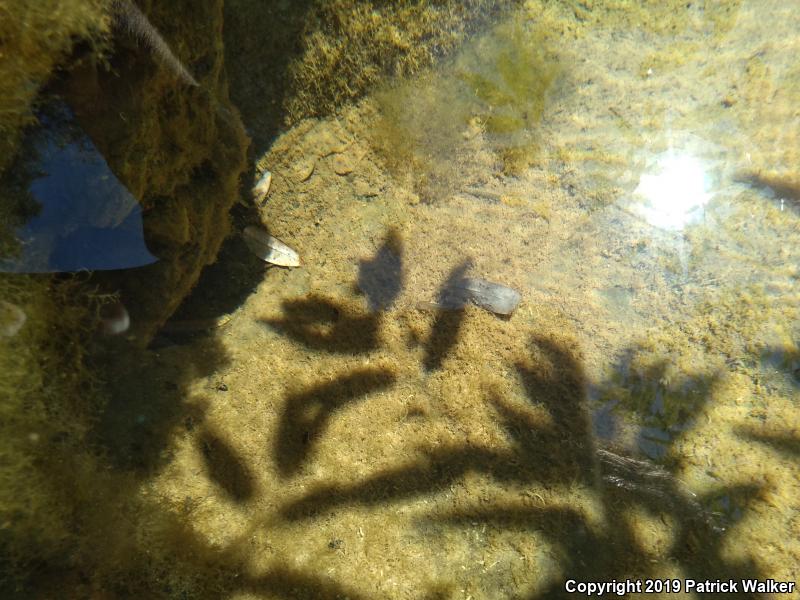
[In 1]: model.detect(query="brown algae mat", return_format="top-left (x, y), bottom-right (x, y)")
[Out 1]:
top-left (131, 3), bottom-right (798, 598)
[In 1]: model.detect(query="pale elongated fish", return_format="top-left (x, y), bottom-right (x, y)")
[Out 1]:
top-left (433, 270), bottom-right (521, 316)
top-left (242, 226), bottom-right (301, 267)
top-left (456, 277), bottom-right (521, 315)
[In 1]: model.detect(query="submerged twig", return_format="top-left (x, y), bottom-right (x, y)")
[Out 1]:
top-left (597, 448), bottom-right (724, 531)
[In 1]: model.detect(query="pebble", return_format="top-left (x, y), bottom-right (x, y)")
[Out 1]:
top-left (354, 178), bottom-right (379, 198)
top-left (459, 277), bottom-right (521, 315)
top-left (312, 127), bottom-right (349, 157)
top-left (332, 154), bottom-right (354, 176)
top-left (439, 277), bottom-right (522, 316)
top-left (99, 299), bottom-right (130, 335)
top-left (291, 159), bottom-right (316, 182)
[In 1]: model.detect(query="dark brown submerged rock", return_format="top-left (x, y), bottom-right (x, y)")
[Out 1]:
top-left (60, 0), bottom-right (250, 345)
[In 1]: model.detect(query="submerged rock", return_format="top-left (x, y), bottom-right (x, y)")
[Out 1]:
top-left (55, 0), bottom-right (250, 344)
top-left (436, 264), bottom-right (521, 316)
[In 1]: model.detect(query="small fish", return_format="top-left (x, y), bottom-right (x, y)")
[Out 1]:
top-left (434, 270), bottom-right (521, 316)
top-left (162, 313), bottom-right (232, 333)
top-left (242, 225), bottom-right (301, 267)
top-left (252, 170), bottom-right (272, 205)
top-left (456, 277), bottom-right (521, 315)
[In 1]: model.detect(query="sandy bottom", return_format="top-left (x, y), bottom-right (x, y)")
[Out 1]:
top-left (117, 2), bottom-right (800, 598)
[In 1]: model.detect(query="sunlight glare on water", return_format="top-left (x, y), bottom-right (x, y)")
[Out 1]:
top-left (631, 151), bottom-right (712, 231)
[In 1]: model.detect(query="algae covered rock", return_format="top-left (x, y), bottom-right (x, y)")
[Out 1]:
top-left (2, 1), bottom-right (543, 596)
top-left (0, 0), bottom-right (110, 176)
top-left (2, 0), bottom-right (249, 343)
top-left (58, 0), bottom-right (250, 343)
top-left (0, 0), bottom-right (248, 591)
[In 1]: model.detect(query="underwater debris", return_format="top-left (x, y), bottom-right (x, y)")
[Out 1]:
top-left (99, 299), bottom-right (130, 336)
top-left (438, 276), bottom-right (522, 316)
top-left (252, 169), bottom-right (272, 206)
top-left (0, 300), bottom-right (26, 337)
top-left (111, 0), bottom-right (199, 87)
top-left (242, 226), bottom-right (301, 267)
top-left (462, 186), bottom-right (505, 203)
top-left (597, 448), bottom-right (724, 531)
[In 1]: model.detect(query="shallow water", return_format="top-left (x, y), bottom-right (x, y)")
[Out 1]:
top-left (5, 1), bottom-right (800, 598)
top-left (0, 102), bottom-right (156, 272)
top-left (151, 4), bottom-right (800, 596)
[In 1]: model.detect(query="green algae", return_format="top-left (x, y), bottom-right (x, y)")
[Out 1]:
top-left (0, 276), bottom-right (103, 580)
top-left (454, 20), bottom-right (560, 174)
top-left (224, 0), bottom-right (521, 150)
top-left (373, 18), bottom-right (561, 201)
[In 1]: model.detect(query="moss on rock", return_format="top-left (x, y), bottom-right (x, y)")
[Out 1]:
top-left (59, 0), bottom-right (250, 344)
top-left (0, 0), bottom-right (111, 175)
top-left (0, 0), bottom-right (249, 595)
top-left (224, 0), bottom-right (520, 149)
